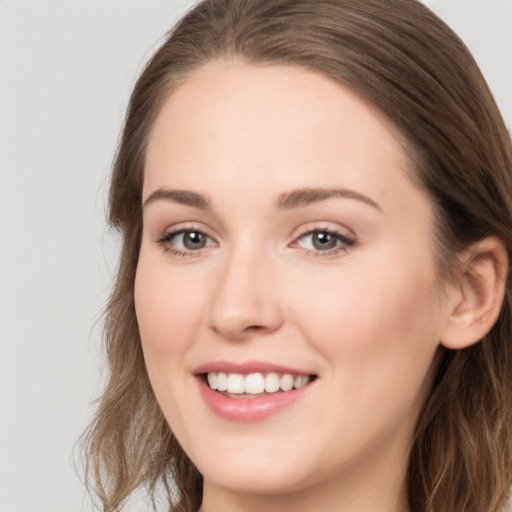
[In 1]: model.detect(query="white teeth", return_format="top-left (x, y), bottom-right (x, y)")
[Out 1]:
top-left (265, 372), bottom-right (280, 393)
top-left (207, 372), bottom-right (218, 390)
top-left (227, 373), bottom-right (245, 394)
top-left (205, 371), bottom-right (312, 394)
top-left (217, 372), bottom-right (228, 391)
top-left (245, 372), bottom-right (265, 394)
top-left (294, 375), bottom-right (309, 389)
top-left (280, 373), bottom-right (294, 391)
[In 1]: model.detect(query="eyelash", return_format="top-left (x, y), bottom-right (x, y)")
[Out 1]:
top-left (157, 225), bottom-right (356, 258)
top-left (291, 226), bottom-right (356, 257)
top-left (157, 226), bottom-right (217, 257)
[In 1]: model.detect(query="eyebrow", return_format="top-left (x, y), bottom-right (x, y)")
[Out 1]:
top-left (277, 187), bottom-right (382, 211)
top-left (143, 188), bottom-right (211, 209)
top-left (142, 186), bottom-right (381, 212)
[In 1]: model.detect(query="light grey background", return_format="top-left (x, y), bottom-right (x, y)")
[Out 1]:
top-left (0, 1), bottom-right (510, 511)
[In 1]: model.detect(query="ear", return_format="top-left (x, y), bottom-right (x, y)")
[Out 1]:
top-left (441, 237), bottom-right (508, 350)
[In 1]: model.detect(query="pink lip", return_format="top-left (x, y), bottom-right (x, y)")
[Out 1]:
top-left (193, 360), bottom-right (312, 376)
top-left (196, 377), bottom-right (314, 422)
top-left (193, 360), bottom-right (317, 422)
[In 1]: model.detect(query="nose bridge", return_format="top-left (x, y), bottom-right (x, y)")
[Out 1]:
top-left (207, 239), bottom-right (283, 339)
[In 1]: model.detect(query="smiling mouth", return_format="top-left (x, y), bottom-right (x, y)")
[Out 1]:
top-left (203, 371), bottom-right (317, 398)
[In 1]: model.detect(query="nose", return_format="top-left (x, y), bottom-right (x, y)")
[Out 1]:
top-left (206, 251), bottom-right (284, 340)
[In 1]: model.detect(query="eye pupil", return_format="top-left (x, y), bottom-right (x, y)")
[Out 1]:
top-left (312, 232), bottom-right (337, 250)
top-left (183, 231), bottom-right (206, 250)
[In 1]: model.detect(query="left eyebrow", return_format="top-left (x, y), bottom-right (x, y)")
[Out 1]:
top-left (276, 187), bottom-right (382, 211)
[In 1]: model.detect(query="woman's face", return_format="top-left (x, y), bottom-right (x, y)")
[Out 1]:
top-left (136, 62), bottom-right (454, 506)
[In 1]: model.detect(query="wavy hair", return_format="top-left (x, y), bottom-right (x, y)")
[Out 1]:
top-left (81, 1), bottom-right (512, 510)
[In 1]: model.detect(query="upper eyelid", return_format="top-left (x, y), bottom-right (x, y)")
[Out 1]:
top-left (292, 222), bottom-right (356, 239)
top-left (292, 229), bottom-right (355, 246)
top-left (158, 230), bottom-right (218, 249)
top-left (157, 228), bottom-right (217, 257)
top-left (157, 224), bottom-right (353, 238)
top-left (157, 222), bottom-right (217, 239)
top-left (290, 223), bottom-right (357, 250)
top-left (154, 222), bottom-right (357, 247)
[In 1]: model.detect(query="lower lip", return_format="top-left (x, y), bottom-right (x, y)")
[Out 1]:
top-left (196, 377), bottom-right (313, 422)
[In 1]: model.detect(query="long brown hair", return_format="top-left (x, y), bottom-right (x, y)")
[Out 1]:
top-left (81, 1), bottom-right (512, 510)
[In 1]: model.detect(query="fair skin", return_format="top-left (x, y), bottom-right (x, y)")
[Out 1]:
top-left (135, 62), bottom-right (506, 512)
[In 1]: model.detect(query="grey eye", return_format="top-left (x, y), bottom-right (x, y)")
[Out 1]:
top-left (177, 231), bottom-right (209, 250)
top-left (158, 228), bottom-right (217, 255)
top-left (296, 229), bottom-right (355, 253)
top-left (310, 232), bottom-right (338, 250)
top-left (299, 231), bottom-right (341, 251)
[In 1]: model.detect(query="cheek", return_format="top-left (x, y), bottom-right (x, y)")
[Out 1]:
top-left (134, 256), bottom-right (207, 433)
top-left (134, 257), bottom-right (207, 357)
top-left (290, 268), bottom-right (439, 349)
top-left (284, 254), bottom-right (443, 403)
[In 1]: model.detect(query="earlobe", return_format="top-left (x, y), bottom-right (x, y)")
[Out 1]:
top-left (440, 237), bottom-right (508, 350)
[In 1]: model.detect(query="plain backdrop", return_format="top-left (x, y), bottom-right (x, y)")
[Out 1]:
top-left (0, 1), bottom-right (511, 511)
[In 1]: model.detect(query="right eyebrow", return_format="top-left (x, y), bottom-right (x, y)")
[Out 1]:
top-left (142, 188), bottom-right (211, 210)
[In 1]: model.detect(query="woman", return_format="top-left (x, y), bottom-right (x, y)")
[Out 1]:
top-left (82, 0), bottom-right (512, 511)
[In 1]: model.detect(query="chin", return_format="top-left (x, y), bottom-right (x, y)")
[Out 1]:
top-left (190, 435), bottom-right (338, 498)
top-left (202, 462), bottom-right (310, 496)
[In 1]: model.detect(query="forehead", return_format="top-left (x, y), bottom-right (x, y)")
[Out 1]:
top-left (144, 61), bottom-right (425, 218)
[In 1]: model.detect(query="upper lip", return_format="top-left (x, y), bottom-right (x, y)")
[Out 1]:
top-left (193, 360), bottom-right (316, 376)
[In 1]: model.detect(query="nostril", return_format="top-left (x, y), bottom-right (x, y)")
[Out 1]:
top-left (245, 325), bottom-right (265, 332)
